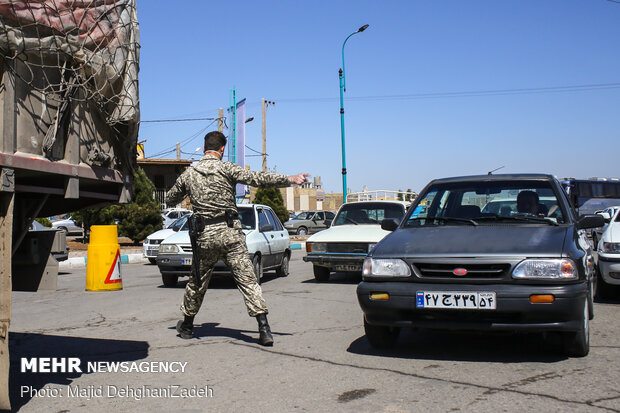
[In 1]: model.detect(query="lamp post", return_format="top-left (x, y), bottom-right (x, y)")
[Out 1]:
top-left (339, 24), bottom-right (369, 204)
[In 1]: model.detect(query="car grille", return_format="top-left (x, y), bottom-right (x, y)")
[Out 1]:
top-left (180, 245), bottom-right (193, 253)
top-left (149, 239), bottom-right (162, 245)
top-left (326, 243), bottom-right (369, 254)
top-left (412, 262), bottom-right (511, 279)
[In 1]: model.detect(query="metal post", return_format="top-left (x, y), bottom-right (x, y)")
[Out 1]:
top-left (339, 24), bottom-right (369, 204)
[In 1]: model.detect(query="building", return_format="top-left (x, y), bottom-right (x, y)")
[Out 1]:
top-left (136, 158), bottom-right (192, 209)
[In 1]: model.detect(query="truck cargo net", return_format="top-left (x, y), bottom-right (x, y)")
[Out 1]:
top-left (0, 0), bottom-right (139, 135)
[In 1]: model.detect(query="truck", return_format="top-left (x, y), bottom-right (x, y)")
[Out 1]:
top-left (0, 1), bottom-right (140, 409)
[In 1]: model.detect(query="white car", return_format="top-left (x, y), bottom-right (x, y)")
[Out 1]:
top-left (143, 214), bottom-right (190, 264)
top-left (303, 200), bottom-right (410, 282)
top-left (157, 204), bottom-right (290, 287)
top-left (593, 206), bottom-right (620, 248)
top-left (596, 207), bottom-right (620, 298)
top-left (51, 215), bottom-right (82, 235)
top-left (161, 207), bottom-right (192, 228)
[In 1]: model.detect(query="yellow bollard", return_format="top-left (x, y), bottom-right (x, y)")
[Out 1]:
top-left (86, 225), bottom-right (123, 291)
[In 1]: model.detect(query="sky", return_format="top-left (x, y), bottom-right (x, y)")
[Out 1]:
top-left (136, 0), bottom-right (620, 194)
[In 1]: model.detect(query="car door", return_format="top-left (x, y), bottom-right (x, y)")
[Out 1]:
top-left (256, 208), bottom-right (277, 268)
top-left (311, 212), bottom-right (326, 233)
top-left (264, 208), bottom-right (288, 263)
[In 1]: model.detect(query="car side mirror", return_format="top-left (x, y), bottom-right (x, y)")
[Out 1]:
top-left (324, 219), bottom-right (332, 228)
top-left (381, 218), bottom-right (399, 231)
top-left (576, 214), bottom-right (605, 230)
top-left (260, 224), bottom-right (274, 232)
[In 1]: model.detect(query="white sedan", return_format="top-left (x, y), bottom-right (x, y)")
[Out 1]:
top-left (143, 214), bottom-right (190, 264)
top-left (596, 207), bottom-right (620, 299)
top-left (303, 200), bottom-right (410, 282)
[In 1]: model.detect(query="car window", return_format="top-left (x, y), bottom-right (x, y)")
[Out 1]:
top-left (258, 209), bottom-right (270, 229)
top-left (326, 211), bottom-right (335, 219)
top-left (316, 212), bottom-right (325, 220)
top-left (295, 211), bottom-right (313, 220)
top-left (333, 203), bottom-right (405, 226)
top-left (170, 215), bottom-right (189, 231)
top-left (168, 211), bottom-right (179, 219)
top-left (264, 209), bottom-right (283, 231)
top-left (405, 180), bottom-right (567, 226)
top-left (238, 208), bottom-right (256, 229)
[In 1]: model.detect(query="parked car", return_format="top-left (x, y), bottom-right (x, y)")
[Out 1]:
top-left (283, 210), bottom-right (335, 235)
top-left (161, 207), bottom-right (192, 228)
top-left (143, 214), bottom-right (190, 264)
top-left (157, 204), bottom-right (290, 287)
top-left (51, 214), bottom-right (82, 235)
top-left (357, 174), bottom-right (604, 357)
top-left (596, 207), bottom-right (620, 299)
top-left (30, 220), bottom-right (69, 262)
top-left (303, 201), bottom-right (410, 282)
top-left (593, 206), bottom-right (620, 249)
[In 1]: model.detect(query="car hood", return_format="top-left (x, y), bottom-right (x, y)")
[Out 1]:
top-left (602, 222), bottom-right (620, 243)
top-left (146, 228), bottom-right (176, 241)
top-left (372, 225), bottom-right (570, 257)
top-left (307, 224), bottom-right (390, 243)
top-left (160, 229), bottom-right (253, 245)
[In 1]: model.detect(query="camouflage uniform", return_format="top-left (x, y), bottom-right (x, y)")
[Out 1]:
top-left (165, 154), bottom-right (290, 317)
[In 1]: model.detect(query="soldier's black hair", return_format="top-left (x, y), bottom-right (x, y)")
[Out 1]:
top-left (204, 131), bottom-right (227, 151)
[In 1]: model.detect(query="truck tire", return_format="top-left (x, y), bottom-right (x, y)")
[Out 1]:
top-left (364, 318), bottom-right (400, 349)
top-left (162, 274), bottom-right (178, 287)
top-left (313, 265), bottom-right (330, 282)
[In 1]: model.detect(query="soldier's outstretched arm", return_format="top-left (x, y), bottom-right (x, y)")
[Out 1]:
top-left (165, 171), bottom-right (189, 206)
top-left (289, 173), bottom-right (310, 185)
top-left (229, 164), bottom-right (307, 188)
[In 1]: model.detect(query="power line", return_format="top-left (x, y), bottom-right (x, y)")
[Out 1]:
top-left (140, 117), bottom-right (222, 123)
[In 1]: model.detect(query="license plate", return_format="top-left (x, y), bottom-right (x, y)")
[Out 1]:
top-left (334, 264), bottom-right (361, 272)
top-left (181, 258), bottom-right (192, 266)
top-left (416, 291), bottom-right (496, 310)
top-left (147, 246), bottom-right (158, 251)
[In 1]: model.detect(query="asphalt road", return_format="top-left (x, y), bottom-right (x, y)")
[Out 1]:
top-left (7, 251), bottom-right (620, 412)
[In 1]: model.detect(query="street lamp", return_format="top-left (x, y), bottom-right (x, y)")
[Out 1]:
top-left (339, 24), bottom-right (369, 203)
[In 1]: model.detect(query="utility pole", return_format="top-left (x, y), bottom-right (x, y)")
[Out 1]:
top-left (176, 142), bottom-right (180, 160)
top-left (218, 108), bottom-right (223, 132)
top-left (261, 99), bottom-right (275, 172)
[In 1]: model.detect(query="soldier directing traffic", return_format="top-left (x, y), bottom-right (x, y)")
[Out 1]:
top-left (165, 131), bottom-right (308, 346)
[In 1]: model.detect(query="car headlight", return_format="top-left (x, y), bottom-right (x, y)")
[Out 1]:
top-left (306, 242), bottom-right (327, 253)
top-left (362, 258), bottom-right (411, 277)
top-left (512, 259), bottom-right (577, 280)
top-left (600, 242), bottom-right (620, 253)
top-left (159, 244), bottom-right (179, 254)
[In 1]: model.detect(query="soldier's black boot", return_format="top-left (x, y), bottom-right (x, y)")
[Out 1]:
top-left (176, 315), bottom-right (194, 339)
top-left (256, 314), bottom-right (274, 346)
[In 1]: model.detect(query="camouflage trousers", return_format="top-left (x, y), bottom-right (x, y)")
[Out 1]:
top-left (180, 223), bottom-right (268, 317)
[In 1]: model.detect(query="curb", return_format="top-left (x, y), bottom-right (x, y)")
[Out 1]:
top-left (59, 253), bottom-right (148, 270)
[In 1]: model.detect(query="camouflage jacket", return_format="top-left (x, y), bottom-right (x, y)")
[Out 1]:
top-left (165, 154), bottom-right (291, 219)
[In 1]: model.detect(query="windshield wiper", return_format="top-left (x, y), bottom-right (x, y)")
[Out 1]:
top-left (408, 216), bottom-right (478, 226)
top-left (343, 217), bottom-right (359, 225)
top-left (474, 214), bottom-right (559, 226)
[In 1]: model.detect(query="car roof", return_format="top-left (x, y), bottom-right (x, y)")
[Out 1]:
top-left (344, 200), bottom-right (410, 206)
top-left (428, 173), bottom-right (556, 185)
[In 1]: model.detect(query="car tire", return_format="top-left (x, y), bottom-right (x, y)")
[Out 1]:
top-left (148, 258), bottom-right (157, 265)
top-left (313, 265), bottom-right (330, 282)
top-left (296, 227), bottom-right (308, 236)
top-left (252, 255), bottom-right (263, 284)
top-left (596, 269), bottom-right (616, 299)
top-left (58, 226), bottom-right (68, 233)
top-left (162, 274), bottom-right (179, 287)
top-left (564, 296), bottom-right (589, 357)
top-left (275, 253), bottom-right (290, 277)
top-left (364, 318), bottom-right (400, 349)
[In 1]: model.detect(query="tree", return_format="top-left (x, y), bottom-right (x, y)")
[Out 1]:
top-left (406, 188), bottom-right (415, 202)
top-left (116, 168), bottom-right (163, 244)
top-left (253, 187), bottom-right (289, 224)
top-left (72, 204), bottom-right (118, 242)
top-left (397, 189), bottom-right (404, 201)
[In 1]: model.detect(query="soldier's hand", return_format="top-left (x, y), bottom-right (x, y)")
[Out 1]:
top-left (289, 173), bottom-right (310, 185)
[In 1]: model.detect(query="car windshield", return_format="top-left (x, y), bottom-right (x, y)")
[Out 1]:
top-left (404, 180), bottom-right (567, 227)
top-left (294, 211), bottom-right (314, 220)
top-left (238, 207), bottom-right (256, 229)
top-left (169, 215), bottom-right (189, 231)
top-left (333, 203), bottom-right (405, 226)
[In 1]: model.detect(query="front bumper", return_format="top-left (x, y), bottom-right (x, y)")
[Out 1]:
top-left (156, 253), bottom-right (252, 276)
top-left (598, 254), bottom-right (620, 285)
top-left (357, 282), bottom-right (587, 333)
top-left (303, 253), bottom-right (367, 270)
top-left (143, 245), bottom-right (160, 258)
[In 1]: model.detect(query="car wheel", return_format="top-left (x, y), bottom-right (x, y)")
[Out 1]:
top-left (596, 268), bottom-right (616, 299)
top-left (275, 254), bottom-right (290, 277)
top-left (148, 258), bottom-right (157, 265)
top-left (162, 274), bottom-right (179, 287)
top-left (564, 296), bottom-right (589, 357)
top-left (252, 255), bottom-right (263, 284)
top-left (296, 227), bottom-right (307, 236)
top-left (313, 265), bottom-right (330, 282)
top-left (364, 318), bottom-right (400, 349)
top-left (58, 226), bottom-right (68, 233)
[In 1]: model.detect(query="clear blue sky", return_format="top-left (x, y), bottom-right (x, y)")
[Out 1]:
top-left (136, 1), bottom-right (620, 194)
